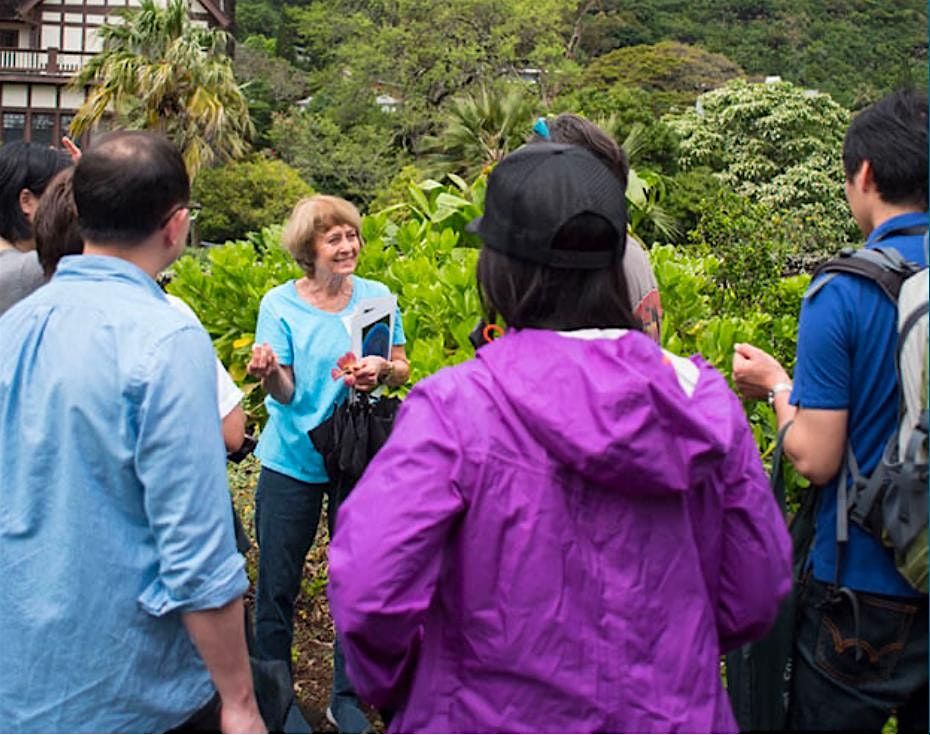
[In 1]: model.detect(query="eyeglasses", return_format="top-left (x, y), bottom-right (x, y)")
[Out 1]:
top-left (159, 202), bottom-right (202, 229)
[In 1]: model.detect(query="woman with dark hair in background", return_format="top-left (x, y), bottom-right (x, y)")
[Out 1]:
top-left (532, 113), bottom-right (664, 342)
top-left (328, 143), bottom-right (792, 733)
top-left (0, 141), bottom-right (71, 313)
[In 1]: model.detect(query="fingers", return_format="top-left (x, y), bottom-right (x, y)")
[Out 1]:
top-left (61, 136), bottom-right (81, 162)
top-left (347, 358), bottom-right (382, 391)
top-left (350, 368), bottom-right (379, 389)
top-left (734, 342), bottom-right (767, 360)
top-left (246, 343), bottom-right (278, 378)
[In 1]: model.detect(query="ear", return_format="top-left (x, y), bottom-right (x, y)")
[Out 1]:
top-left (853, 160), bottom-right (877, 194)
top-left (161, 207), bottom-right (189, 251)
top-left (19, 189), bottom-right (39, 221)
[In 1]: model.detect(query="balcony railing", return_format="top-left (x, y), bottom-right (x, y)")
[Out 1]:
top-left (0, 48), bottom-right (96, 76)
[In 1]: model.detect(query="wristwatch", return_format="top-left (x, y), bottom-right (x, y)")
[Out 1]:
top-left (767, 381), bottom-right (793, 405)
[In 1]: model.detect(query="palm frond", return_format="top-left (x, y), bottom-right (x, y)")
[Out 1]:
top-left (69, 0), bottom-right (250, 177)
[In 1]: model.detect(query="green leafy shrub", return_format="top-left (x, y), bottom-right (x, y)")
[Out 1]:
top-left (660, 167), bottom-right (728, 240)
top-left (173, 169), bottom-right (813, 509)
top-left (651, 244), bottom-right (810, 508)
top-left (166, 225), bottom-right (301, 427)
top-left (688, 190), bottom-right (789, 311)
top-left (192, 156), bottom-right (314, 243)
top-left (355, 174), bottom-right (487, 382)
top-left (552, 84), bottom-right (680, 172)
top-left (167, 175), bottom-right (487, 423)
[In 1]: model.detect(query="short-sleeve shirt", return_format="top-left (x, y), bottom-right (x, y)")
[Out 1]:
top-left (255, 276), bottom-right (406, 483)
top-left (624, 234), bottom-right (662, 343)
top-left (0, 245), bottom-right (45, 315)
top-left (791, 211), bottom-right (928, 596)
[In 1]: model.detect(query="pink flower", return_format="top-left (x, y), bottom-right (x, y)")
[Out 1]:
top-left (331, 351), bottom-right (359, 383)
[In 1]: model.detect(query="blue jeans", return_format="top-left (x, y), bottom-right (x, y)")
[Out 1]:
top-left (253, 466), bottom-right (357, 706)
top-left (788, 578), bottom-right (928, 733)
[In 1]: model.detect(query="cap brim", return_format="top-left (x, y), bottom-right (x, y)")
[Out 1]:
top-left (465, 216), bottom-right (483, 235)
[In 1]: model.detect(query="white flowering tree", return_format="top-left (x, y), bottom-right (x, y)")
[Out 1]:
top-left (666, 79), bottom-right (856, 243)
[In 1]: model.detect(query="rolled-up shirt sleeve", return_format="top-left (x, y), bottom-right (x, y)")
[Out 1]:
top-left (134, 325), bottom-right (248, 616)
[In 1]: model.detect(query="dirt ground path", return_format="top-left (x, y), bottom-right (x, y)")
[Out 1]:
top-left (231, 457), bottom-right (383, 733)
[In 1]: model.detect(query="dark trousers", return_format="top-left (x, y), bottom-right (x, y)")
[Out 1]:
top-left (788, 578), bottom-right (929, 733)
top-left (166, 693), bottom-right (221, 733)
top-left (253, 466), bottom-right (357, 705)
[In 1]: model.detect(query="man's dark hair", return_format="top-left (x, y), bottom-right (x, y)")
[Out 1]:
top-left (532, 113), bottom-right (630, 189)
top-left (0, 141), bottom-right (71, 244)
top-left (842, 90), bottom-right (928, 208)
top-left (35, 167), bottom-right (83, 278)
top-left (477, 212), bottom-right (638, 331)
top-left (73, 131), bottom-right (190, 246)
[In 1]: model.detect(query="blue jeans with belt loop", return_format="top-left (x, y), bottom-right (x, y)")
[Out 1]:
top-left (253, 466), bottom-right (360, 712)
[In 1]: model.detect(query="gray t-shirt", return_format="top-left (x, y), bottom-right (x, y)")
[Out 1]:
top-left (623, 233), bottom-right (662, 343)
top-left (0, 247), bottom-right (45, 315)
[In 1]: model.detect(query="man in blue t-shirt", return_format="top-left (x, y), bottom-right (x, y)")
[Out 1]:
top-left (733, 90), bottom-right (928, 731)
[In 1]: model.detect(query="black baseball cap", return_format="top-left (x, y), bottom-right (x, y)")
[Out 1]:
top-left (466, 142), bottom-right (627, 269)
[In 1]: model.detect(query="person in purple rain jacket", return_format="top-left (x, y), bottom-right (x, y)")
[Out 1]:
top-left (328, 142), bottom-right (792, 733)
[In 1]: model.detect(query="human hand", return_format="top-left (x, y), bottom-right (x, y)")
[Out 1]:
top-left (732, 343), bottom-right (790, 401)
top-left (349, 355), bottom-right (388, 392)
top-left (220, 700), bottom-right (267, 734)
top-left (247, 343), bottom-right (280, 380)
top-left (61, 136), bottom-right (81, 162)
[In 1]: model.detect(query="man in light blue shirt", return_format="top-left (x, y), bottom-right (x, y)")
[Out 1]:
top-left (0, 132), bottom-right (264, 733)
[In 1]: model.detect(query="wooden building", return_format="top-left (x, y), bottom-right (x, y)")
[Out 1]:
top-left (0, 0), bottom-right (233, 146)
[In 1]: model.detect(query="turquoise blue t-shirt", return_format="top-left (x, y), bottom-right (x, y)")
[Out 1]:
top-left (255, 276), bottom-right (406, 483)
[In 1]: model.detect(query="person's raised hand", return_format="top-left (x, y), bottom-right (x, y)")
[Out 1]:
top-left (61, 136), bottom-right (81, 163)
top-left (247, 343), bottom-right (280, 380)
top-left (732, 343), bottom-right (790, 401)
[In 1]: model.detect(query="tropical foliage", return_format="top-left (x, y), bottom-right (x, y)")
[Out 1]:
top-left (233, 38), bottom-right (310, 148)
top-left (570, 0), bottom-right (927, 108)
top-left (167, 226), bottom-right (299, 425)
top-left (70, 0), bottom-right (253, 176)
top-left (191, 155), bottom-right (313, 244)
top-left (268, 109), bottom-right (407, 208)
top-left (667, 79), bottom-right (857, 254)
top-left (420, 86), bottom-right (538, 179)
top-left (170, 170), bottom-right (813, 505)
top-left (581, 41), bottom-right (744, 112)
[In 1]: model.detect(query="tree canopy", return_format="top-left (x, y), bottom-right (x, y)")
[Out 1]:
top-left (71, 0), bottom-right (253, 176)
top-left (667, 79), bottom-right (857, 246)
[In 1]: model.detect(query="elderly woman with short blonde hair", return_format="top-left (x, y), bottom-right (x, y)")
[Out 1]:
top-left (247, 194), bottom-right (408, 732)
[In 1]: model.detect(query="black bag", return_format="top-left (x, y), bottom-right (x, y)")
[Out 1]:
top-left (309, 391), bottom-right (402, 509)
top-left (725, 422), bottom-right (818, 732)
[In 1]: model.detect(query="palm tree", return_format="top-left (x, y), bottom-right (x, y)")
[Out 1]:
top-left (421, 86), bottom-right (538, 180)
top-left (70, 0), bottom-right (253, 176)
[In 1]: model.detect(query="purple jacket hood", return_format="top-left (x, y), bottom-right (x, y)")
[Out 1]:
top-left (475, 328), bottom-right (729, 493)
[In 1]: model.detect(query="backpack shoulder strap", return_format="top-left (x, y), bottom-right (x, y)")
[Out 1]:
top-left (811, 248), bottom-right (914, 302)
